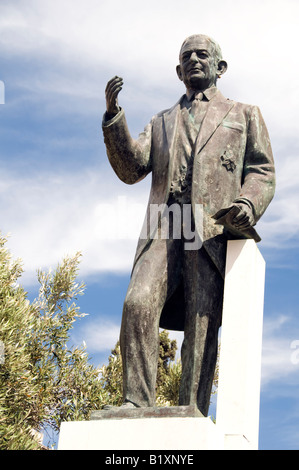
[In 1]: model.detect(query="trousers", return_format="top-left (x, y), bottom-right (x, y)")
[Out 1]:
top-left (120, 232), bottom-right (224, 416)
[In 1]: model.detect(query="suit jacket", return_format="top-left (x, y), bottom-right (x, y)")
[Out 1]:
top-left (102, 89), bottom-right (275, 330)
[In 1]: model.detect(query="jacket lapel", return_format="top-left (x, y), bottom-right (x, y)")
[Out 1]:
top-left (194, 90), bottom-right (235, 155)
top-left (162, 97), bottom-right (182, 197)
top-left (162, 97), bottom-right (182, 154)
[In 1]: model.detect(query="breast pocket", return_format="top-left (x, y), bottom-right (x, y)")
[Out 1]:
top-left (221, 121), bottom-right (245, 133)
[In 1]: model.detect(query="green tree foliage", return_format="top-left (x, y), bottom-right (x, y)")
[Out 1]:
top-left (0, 234), bottom-right (40, 449)
top-left (0, 235), bottom-right (104, 450)
top-left (98, 342), bottom-right (123, 407)
top-left (29, 253), bottom-right (106, 434)
top-left (156, 330), bottom-right (181, 406)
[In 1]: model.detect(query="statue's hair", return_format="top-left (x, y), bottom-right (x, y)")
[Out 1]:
top-left (179, 34), bottom-right (223, 63)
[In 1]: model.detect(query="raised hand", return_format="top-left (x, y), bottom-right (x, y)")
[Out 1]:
top-left (105, 76), bottom-right (123, 118)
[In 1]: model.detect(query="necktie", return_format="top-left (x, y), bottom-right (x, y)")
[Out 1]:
top-left (190, 92), bottom-right (203, 117)
top-left (190, 92), bottom-right (205, 133)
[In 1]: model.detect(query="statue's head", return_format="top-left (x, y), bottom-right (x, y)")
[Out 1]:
top-left (176, 34), bottom-right (228, 91)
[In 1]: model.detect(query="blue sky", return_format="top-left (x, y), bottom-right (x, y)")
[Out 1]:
top-left (1, 0), bottom-right (299, 450)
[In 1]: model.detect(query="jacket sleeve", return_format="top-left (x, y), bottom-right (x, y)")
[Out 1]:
top-left (102, 108), bottom-right (152, 185)
top-left (238, 105), bottom-right (275, 222)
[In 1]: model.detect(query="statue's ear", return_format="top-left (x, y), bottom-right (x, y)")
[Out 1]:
top-left (176, 64), bottom-right (183, 81)
top-left (217, 60), bottom-right (228, 77)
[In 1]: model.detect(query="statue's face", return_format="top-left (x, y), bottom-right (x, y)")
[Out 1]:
top-left (177, 36), bottom-right (220, 91)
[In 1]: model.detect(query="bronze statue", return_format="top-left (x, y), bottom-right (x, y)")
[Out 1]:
top-left (102, 34), bottom-right (275, 416)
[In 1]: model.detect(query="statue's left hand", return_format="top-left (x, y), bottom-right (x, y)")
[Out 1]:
top-left (231, 203), bottom-right (255, 230)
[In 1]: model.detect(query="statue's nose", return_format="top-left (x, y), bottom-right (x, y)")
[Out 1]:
top-left (190, 52), bottom-right (198, 62)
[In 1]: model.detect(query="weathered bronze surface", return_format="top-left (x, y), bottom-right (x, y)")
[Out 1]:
top-left (90, 404), bottom-right (203, 421)
top-left (101, 34), bottom-right (275, 417)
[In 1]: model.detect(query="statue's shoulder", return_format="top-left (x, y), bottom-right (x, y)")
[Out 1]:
top-left (155, 108), bottom-right (171, 118)
top-left (151, 97), bottom-right (184, 121)
top-left (222, 96), bottom-right (264, 124)
top-left (225, 96), bottom-right (259, 113)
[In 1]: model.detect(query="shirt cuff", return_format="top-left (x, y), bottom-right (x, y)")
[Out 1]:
top-left (233, 197), bottom-right (256, 218)
top-left (102, 107), bottom-right (123, 127)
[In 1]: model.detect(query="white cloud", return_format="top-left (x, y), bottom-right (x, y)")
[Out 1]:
top-left (261, 315), bottom-right (299, 388)
top-left (2, 0), bottom-right (299, 118)
top-left (257, 151), bottom-right (299, 247)
top-left (72, 315), bottom-right (184, 363)
top-left (2, 0), bottom-right (299, 179)
top-left (1, 166), bottom-right (149, 285)
top-left (72, 318), bottom-right (121, 354)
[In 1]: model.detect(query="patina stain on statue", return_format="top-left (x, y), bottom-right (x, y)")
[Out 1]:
top-left (102, 34), bottom-right (275, 416)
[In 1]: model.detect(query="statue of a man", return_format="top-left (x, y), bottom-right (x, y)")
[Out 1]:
top-left (102, 34), bottom-right (275, 416)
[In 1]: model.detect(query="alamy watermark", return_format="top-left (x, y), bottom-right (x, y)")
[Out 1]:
top-left (94, 196), bottom-right (203, 250)
top-left (140, 202), bottom-right (203, 250)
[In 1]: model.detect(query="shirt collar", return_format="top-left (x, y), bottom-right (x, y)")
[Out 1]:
top-left (185, 85), bottom-right (218, 102)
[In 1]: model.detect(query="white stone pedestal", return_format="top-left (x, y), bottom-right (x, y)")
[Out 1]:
top-left (58, 240), bottom-right (265, 451)
top-left (58, 416), bottom-right (224, 450)
top-left (216, 239), bottom-right (265, 450)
